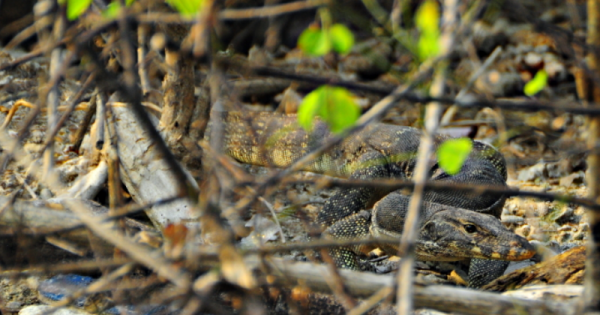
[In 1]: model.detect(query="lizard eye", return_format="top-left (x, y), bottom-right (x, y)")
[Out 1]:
top-left (464, 224), bottom-right (477, 233)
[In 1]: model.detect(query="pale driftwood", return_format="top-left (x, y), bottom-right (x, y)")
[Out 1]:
top-left (502, 285), bottom-right (583, 301)
top-left (246, 256), bottom-right (574, 315)
top-left (0, 196), bottom-right (82, 231)
top-left (61, 160), bottom-right (108, 200)
top-left (482, 246), bottom-right (585, 291)
top-left (108, 104), bottom-right (200, 231)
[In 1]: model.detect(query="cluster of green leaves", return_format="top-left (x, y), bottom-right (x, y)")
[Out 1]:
top-left (64, 0), bottom-right (202, 21)
top-left (296, 11), bottom-right (359, 134)
top-left (297, 86), bottom-right (361, 134)
top-left (298, 23), bottom-right (355, 56)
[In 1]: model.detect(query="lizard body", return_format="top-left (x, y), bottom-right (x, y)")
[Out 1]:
top-left (220, 112), bottom-right (534, 286)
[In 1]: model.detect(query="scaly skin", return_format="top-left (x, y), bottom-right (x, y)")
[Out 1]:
top-left (324, 192), bottom-right (534, 266)
top-left (220, 112), bottom-right (534, 286)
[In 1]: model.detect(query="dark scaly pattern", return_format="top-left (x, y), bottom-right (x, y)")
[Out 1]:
top-left (220, 112), bottom-right (534, 287)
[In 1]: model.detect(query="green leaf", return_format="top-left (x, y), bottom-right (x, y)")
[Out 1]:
top-left (298, 86), bottom-right (360, 133)
top-left (415, 0), bottom-right (440, 60)
top-left (298, 86), bottom-right (325, 131)
top-left (329, 24), bottom-right (354, 55)
top-left (437, 138), bottom-right (473, 175)
top-left (102, 0), bottom-right (135, 18)
top-left (416, 0), bottom-right (440, 35)
top-left (167, 0), bottom-right (204, 17)
top-left (103, 2), bottom-right (121, 18)
top-left (322, 87), bottom-right (360, 133)
top-left (418, 32), bottom-right (440, 60)
top-left (524, 69), bottom-right (548, 96)
top-left (298, 26), bottom-right (331, 56)
top-left (66, 0), bottom-right (93, 20)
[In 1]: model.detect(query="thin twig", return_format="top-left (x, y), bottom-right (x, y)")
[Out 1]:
top-left (217, 59), bottom-right (600, 116)
top-left (219, 0), bottom-right (328, 20)
top-left (41, 72), bottom-right (97, 154)
top-left (347, 286), bottom-right (394, 315)
top-left (397, 0), bottom-right (458, 313)
top-left (441, 45), bottom-right (503, 126)
top-left (95, 92), bottom-right (106, 150)
top-left (257, 196), bottom-right (286, 243)
top-left (137, 24), bottom-right (151, 95)
top-left (72, 90), bottom-right (98, 152)
top-left (134, 0), bottom-right (328, 23)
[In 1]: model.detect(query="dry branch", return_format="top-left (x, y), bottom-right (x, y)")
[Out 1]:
top-left (109, 101), bottom-right (200, 231)
top-left (251, 257), bottom-right (574, 315)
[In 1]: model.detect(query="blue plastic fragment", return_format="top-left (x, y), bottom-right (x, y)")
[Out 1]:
top-left (38, 274), bottom-right (179, 315)
top-left (38, 274), bottom-right (95, 307)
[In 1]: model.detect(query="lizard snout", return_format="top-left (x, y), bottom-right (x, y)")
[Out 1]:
top-left (504, 237), bottom-right (536, 260)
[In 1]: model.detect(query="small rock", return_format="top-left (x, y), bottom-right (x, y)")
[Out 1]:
top-left (554, 207), bottom-right (574, 225)
top-left (558, 230), bottom-right (573, 242)
top-left (524, 52), bottom-right (543, 69)
top-left (546, 160), bottom-right (572, 178)
top-left (475, 71), bottom-right (523, 97)
top-left (535, 203), bottom-right (550, 217)
top-left (559, 171), bottom-right (585, 187)
top-left (502, 215), bottom-right (524, 224)
top-left (276, 87), bottom-right (302, 114)
top-left (557, 226), bottom-right (574, 232)
top-left (503, 260), bottom-right (536, 274)
top-left (551, 115), bottom-right (568, 131)
top-left (518, 163), bottom-right (546, 182)
top-left (5, 301), bottom-right (23, 312)
top-left (241, 214), bottom-right (281, 248)
top-left (516, 224), bottom-right (531, 237)
top-left (545, 59), bottom-right (567, 81)
top-left (573, 232), bottom-right (586, 240)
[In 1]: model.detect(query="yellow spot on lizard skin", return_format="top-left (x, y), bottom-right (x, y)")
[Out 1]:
top-left (250, 146), bottom-right (261, 163)
top-left (273, 149), bottom-right (293, 166)
top-left (491, 252), bottom-right (502, 259)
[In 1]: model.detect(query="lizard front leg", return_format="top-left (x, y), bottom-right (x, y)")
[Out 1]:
top-left (322, 210), bottom-right (374, 270)
top-left (317, 150), bottom-right (391, 227)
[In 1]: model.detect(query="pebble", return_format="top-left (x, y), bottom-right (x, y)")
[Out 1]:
top-left (517, 163), bottom-right (546, 182)
top-left (524, 52), bottom-right (543, 69)
top-left (5, 301), bottom-right (23, 312)
top-left (516, 224), bottom-right (531, 237)
top-left (502, 215), bottom-right (524, 224)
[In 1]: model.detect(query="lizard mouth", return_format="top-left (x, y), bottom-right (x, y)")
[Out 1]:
top-left (470, 245), bottom-right (535, 261)
top-left (415, 237), bottom-right (536, 262)
top-left (468, 236), bottom-right (536, 261)
top-left (499, 238), bottom-right (536, 260)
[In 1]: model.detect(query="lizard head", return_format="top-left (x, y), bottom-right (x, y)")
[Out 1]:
top-left (416, 208), bottom-right (535, 262)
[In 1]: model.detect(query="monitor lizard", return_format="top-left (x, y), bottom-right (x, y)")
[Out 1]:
top-left (219, 111), bottom-right (535, 287)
